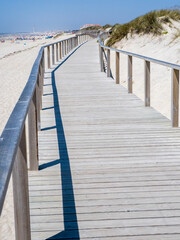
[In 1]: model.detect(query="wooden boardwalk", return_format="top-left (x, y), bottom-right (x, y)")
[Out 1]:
top-left (29, 40), bottom-right (180, 239)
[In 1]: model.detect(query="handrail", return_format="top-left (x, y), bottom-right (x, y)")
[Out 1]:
top-left (0, 33), bottom-right (91, 239)
top-left (98, 32), bottom-right (180, 127)
top-left (99, 33), bottom-right (180, 70)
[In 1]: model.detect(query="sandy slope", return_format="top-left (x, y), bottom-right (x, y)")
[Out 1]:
top-left (109, 20), bottom-right (180, 121)
top-left (0, 34), bottom-right (74, 240)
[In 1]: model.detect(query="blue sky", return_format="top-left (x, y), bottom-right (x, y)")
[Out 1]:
top-left (0, 0), bottom-right (179, 33)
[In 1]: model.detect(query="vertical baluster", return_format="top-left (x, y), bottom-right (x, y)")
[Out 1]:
top-left (116, 52), bottom-right (120, 84)
top-left (28, 91), bottom-right (39, 171)
top-left (107, 49), bottom-right (110, 77)
top-left (56, 43), bottom-right (58, 62)
top-left (171, 68), bottom-right (179, 127)
top-left (128, 55), bottom-right (133, 93)
top-left (62, 41), bottom-right (64, 58)
top-left (36, 77), bottom-right (41, 131)
top-left (47, 46), bottom-right (50, 69)
top-left (52, 44), bottom-right (55, 65)
top-left (59, 42), bottom-right (62, 59)
top-left (144, 60), bottom-right (150, 106)
top-left (42, 50), bottom-right (45, 79)
top-left (64, 41), bottom-right (66, 55)
top-left (99, 46), bottom-right (104, 72)
top-left (13, 126), bottom-right (31, 240)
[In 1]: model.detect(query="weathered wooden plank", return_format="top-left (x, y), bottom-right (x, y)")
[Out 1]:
top-left (28, 40), bottom-right (180, 240)
top-left (116, 51), bottom-right (119, 84)
top-left (13, 126), bottom-right (31, 240)
top-left (171, 68), bottom-right (179, 127)
top-left (144, 60), bottom-right (150, 106)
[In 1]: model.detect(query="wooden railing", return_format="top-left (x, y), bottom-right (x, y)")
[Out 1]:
top-left (99, 32), bottom-right (180, 127)
top-left (0, 33), bottom-right (90, 240)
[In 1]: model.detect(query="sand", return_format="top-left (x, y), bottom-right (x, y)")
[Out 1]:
top-left (108, 20), bottom-right (180, 121)
top-left (0, 20), bottom-right (180, 239)
top-left (0, 33), bottom-right (74, 240)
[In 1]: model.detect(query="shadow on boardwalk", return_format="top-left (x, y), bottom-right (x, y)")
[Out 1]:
top-left (39, 56), bottom-right (80, 239)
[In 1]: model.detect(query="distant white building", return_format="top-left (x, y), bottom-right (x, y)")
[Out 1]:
top-left (80, 24), bottom-right (101, 30)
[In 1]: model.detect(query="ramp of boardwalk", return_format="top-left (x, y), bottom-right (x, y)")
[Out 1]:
top-left (28, 40), bottom-right (180, 239)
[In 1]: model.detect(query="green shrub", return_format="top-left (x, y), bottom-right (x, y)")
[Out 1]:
top-left (102, 24), bottom-right (112, 30)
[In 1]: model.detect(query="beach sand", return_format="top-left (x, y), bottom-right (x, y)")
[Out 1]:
top-left (0, 20), bottom-right (180, 239)
top-left (0, 33), bottom-right (74, 240)
top-left (108, 20), bottom-right (180, 121)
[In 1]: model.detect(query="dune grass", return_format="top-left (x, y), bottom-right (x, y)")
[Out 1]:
top-left (106, 9), bottom-right (180, 46)
top-left (83, 24), bottom-right (112, 31)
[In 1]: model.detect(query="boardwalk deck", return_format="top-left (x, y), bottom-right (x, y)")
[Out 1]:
top-left (29, 40), bottom-right (180, 239)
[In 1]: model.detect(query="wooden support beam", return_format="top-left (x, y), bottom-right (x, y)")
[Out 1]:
top-left (171, 68), bottom-right (179, 127)
top-left (128, 55), bottom-right (133, 93)
top-left (107, 49), bottom-right (110, 77)
top-left (116, 52), bottom-right (120, 84)
top-left (36, 79), bottom-right (41, 131)
top-left (13, 126), bottom-right (31, 240)
top-left (99, 46), bottom-right (104, 72)
top-left (56, 43), bottom-right (58, 62)
top-left (47, 46), bottom-right (50, 69)
top-left (52, 44), bottom-right (55, 65)
top-left (59, 42), bottom-right (62, 59)
top-left (28, 92), bottom-right (39, 171)
top-left (144, 60), bottom-right (150, 106)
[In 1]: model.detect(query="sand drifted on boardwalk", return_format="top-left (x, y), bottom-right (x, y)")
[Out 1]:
top-left (0, 34), bottom-right (74, 240)
top-left (109, 20), bottom-right (180, 121)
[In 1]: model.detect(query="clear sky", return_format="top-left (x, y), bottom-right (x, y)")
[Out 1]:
top-left (0, 0), bottom-right (179, 33)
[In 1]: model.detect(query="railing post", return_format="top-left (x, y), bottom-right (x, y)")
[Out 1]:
top-left (116, 52), bottom-right (120, 84)
top-left (128, 55), bottom-right (133, 93)
top-left (52, 44), bottom-right (55, 65)
top-left (42, 50), bottom-right (45, 79)
top-left (144, 60), bottom-right (150, 106)
top-left (59, 42), bottom-right (62, 59)
top-left (64, 40), bottom-right (66, 56)
top-left (64, 41), bottom-right (66, 56)
top-left (107, 49), bottom-right (110, 77)
top-left (56, 43), bottom-right (58, 62)
top-left (62, 41), bottom-right (64, 58)
top-left (38, 59), bottom-right (43, 110)
top-left (36, 77), bottom-right (41, 131)
top-left (99, 46), bottom-right (104, 72)
top-left (47, 46), bottom-right (50, 69)
top-left (12, 126), bottom-right (31, 240)
top-left (28, 91), bottom-right (39, 170)
top-left (171, 68), bottom-right (179, 127)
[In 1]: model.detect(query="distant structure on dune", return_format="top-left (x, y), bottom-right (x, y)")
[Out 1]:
top-left (80, 24), bottom-right (101, 30)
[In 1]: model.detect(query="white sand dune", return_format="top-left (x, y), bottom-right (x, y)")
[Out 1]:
top-left (109, 20), bottom-right (180, 121)
top-left (0, 33), bottom-right (74, 240)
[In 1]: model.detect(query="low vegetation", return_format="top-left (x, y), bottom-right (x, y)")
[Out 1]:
top-left (83, 24), bottom-right (112, 31)
top-left (106, 9), bottom-right (180, 46)
top-left (84, 26), bottom-right (101, 31)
